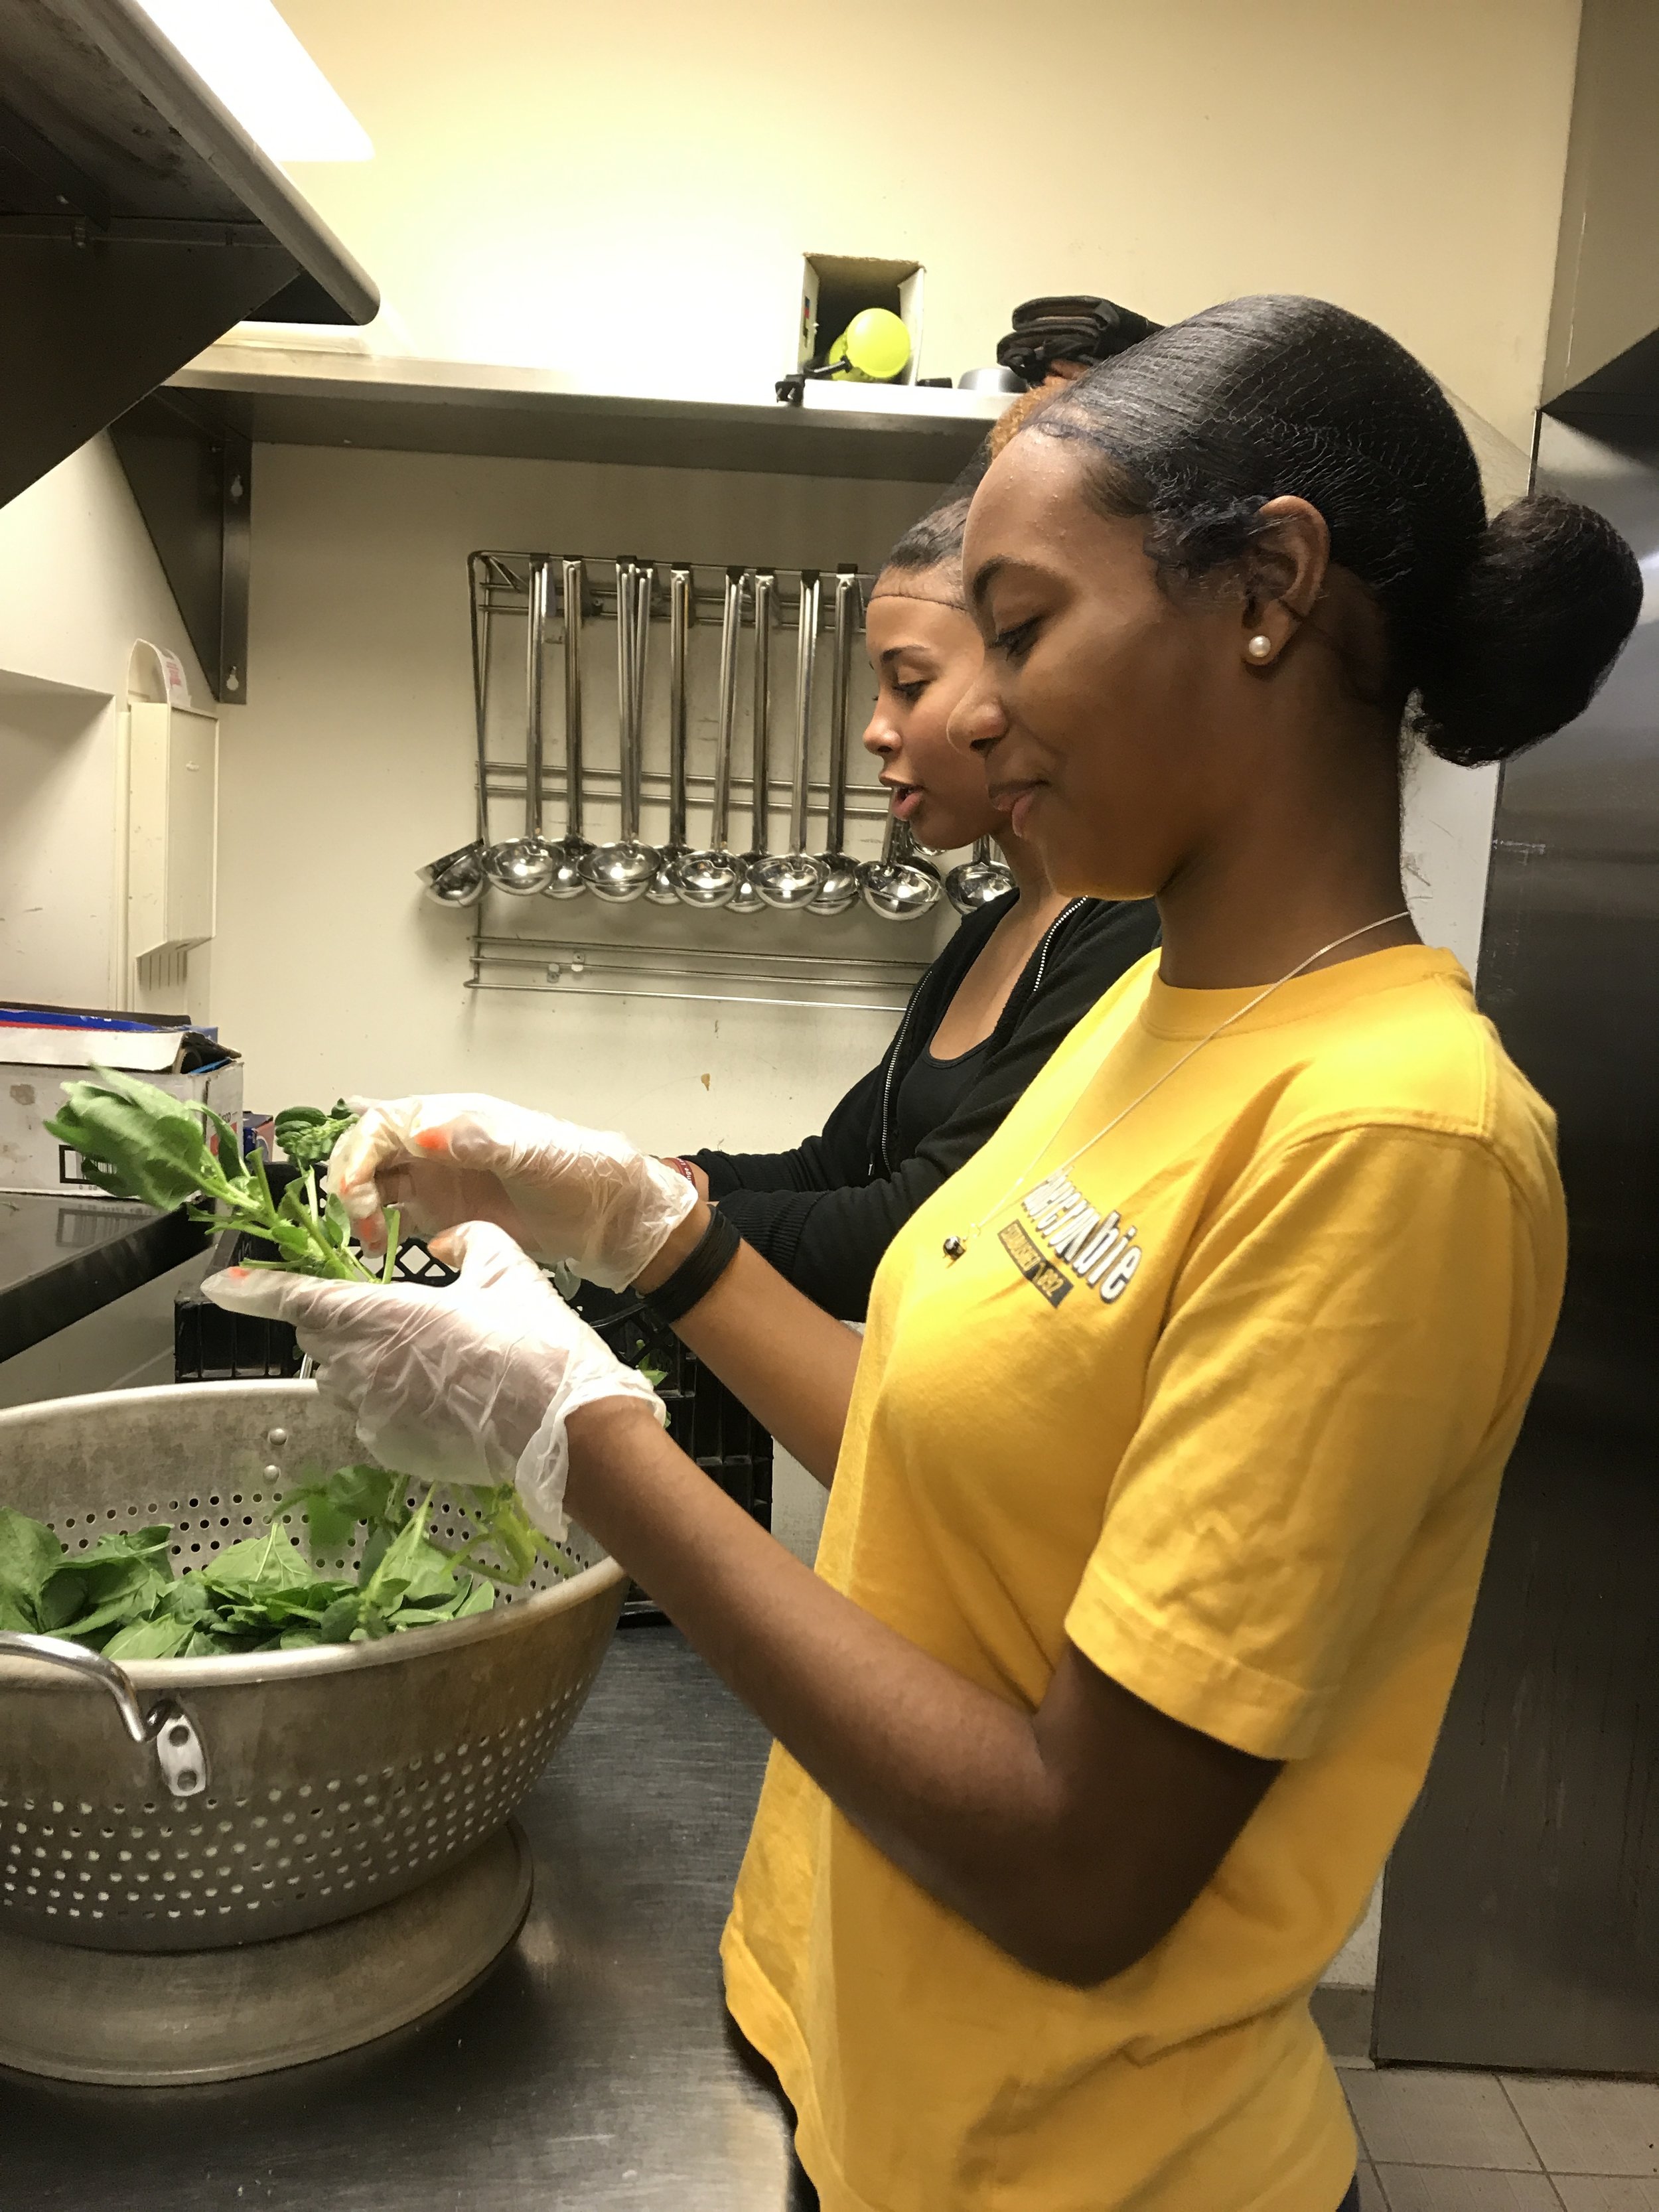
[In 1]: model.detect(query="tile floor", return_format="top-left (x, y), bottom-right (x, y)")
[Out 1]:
top-left (1340, 2058), bottom-right (1659, 2209)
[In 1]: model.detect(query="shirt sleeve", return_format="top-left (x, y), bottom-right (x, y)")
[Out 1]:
top-left (1064, 1123), bottom-right (1557, 1761)
top-left (691, 1062), bottom-right (887, 1201)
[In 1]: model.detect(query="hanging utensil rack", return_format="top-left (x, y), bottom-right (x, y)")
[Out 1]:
top-left (454, 549), bottom-right (954, 1011)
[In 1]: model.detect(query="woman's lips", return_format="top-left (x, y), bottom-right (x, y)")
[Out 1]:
top-left (885, 782), bottom-right (924, 823)
top-left (992, 781), bottom-right (1042, 836)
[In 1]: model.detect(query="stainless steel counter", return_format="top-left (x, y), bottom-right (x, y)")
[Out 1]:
top-left (0, 1623), bottom-right (809, 2211)
top-left (0, 1192), bottom-right (206, 1364)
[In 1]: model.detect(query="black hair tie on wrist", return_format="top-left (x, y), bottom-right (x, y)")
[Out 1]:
top-left (637, 1207), bottom-right (743, 1325)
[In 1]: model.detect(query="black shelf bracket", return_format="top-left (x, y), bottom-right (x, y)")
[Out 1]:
top-left (109, 390), bottom-right (250, 704)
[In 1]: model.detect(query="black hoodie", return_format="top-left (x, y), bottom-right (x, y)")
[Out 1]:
top-left (688, 895), bottom-right (1160, 1319)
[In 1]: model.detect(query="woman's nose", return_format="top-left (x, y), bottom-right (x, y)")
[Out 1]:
top-left (862, 705), bottom-right (900, 758)
top-left (948, 667), bottom-right (1009, 755)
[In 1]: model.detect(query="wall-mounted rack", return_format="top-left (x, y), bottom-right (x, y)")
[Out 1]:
top-left (427, 548), bottom-right (1011, 1011)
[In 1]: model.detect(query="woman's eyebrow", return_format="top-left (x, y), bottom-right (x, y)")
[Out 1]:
top-left (969, 554), bottom-right (1010, 611)
top-left (879, 644), bottom-right (932, 668)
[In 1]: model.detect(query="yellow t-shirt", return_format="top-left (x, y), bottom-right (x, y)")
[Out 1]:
top-left (722, 944), bottom-right (1564, 2212)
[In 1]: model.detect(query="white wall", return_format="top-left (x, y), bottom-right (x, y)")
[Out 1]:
top-left (277, 0), bottom-right (1581, 451)
top-left (210, 444), bottom-right (940, 1143)
top-left (0, 439), bottom-right (208, 1012)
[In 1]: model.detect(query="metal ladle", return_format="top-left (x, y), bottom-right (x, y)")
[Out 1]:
top-left (672, 566), bottom-right (745, 907)
top-left (646, 565), bottom-right (695, 904)
top-left (581, 558), bottom-right (660, 903)
top-left (483, 557), bottom-right (557, 895)
top-left (418, 561), bottom-right (494, 906)
top-left (752, 570), bottom-right (827, 909)
top-left (946, 836), bottom-right (1015, 914)
top-left (729, 568), bottom-right (773, 919)
top-left (808, 566), bottom-right (862, 915)
top-left (860, 808), bottom-right (943, 921)
top-left (419, 839), bottom-right (486, 907)
top-left (542, 555), bottom-right (591, 898)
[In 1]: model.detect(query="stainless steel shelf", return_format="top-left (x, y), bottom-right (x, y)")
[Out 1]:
top-left (162, 346), bottom-right (1003, 483)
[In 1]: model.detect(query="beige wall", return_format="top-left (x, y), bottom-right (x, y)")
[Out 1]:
top-left (279, 0), bottom-right (1580, 449)
top-left (0, 441), bottom-right (209, 1011)
top-left (1545, 0), bottom-right (1659, 398)
top-left (211, 445), bottom-right (942, 1140)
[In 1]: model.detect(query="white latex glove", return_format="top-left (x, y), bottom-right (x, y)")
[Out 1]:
top-left (202, 1221), bottom-right (666, 1539)
top-left (327, 1093), bottom-right (696, 1292)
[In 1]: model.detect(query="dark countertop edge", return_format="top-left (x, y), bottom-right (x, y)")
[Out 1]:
top-left (0, 1204), bottom-right (210, 1364)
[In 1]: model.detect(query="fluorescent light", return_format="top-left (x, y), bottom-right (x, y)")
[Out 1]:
top-left (133, 0), bottom-right (373, 163)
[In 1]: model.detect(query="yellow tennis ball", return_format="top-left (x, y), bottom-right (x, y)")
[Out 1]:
top-left (835, 308), bottom-right (911, 382)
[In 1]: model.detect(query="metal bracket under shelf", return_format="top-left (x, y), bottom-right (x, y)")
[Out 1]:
top-left (470, 930), bottom-right (930, 1013)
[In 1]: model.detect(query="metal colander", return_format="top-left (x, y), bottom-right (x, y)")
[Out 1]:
top-left (0, 1380), bottom-right (626, 1955)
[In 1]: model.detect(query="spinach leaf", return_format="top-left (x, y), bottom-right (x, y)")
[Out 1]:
top-left (273, 1101), bottom-right (357, 1172)
top-left (359, 1496), bottom-right (454, 1613)
top-left (46, 1069), bottom-right (240, 1212)
top-left (104, 1613), bottom-right (198, 1660)
top-left (2, 1470), bottom-right (516, 1662)
top-left (279, 1464), bottom-right (405, 1559)
top-left (47, 1071), bottom-right (374, 1283)
top-left (451, 1576), bottom-right (496, 1619)
top-left (198, 1529), bottom-right (316, 1601)
top-left (314, 1593), bottom-right (366, 1643)
top-left (40, 1526), bottom-right (173, 1637)
top-left (0, 1507), bottom-right (66, 1631)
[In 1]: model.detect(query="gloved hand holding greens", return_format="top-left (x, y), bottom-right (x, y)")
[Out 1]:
top-left (0, 1465), bottom-right (575, 1660)
top-left (37, 1069), bottom-right (579, 1611)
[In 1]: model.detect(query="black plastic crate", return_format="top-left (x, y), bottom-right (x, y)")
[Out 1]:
top-left (568, 1281), bottom-right (773, 1526)
top-left (174, 1217), bottom-right (457, 1381)
top-left (567, 1282), bottom-right (774, 1627)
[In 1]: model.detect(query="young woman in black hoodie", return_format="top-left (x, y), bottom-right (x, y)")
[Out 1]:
top-left (683, 500), bottom-right (1159, 1317)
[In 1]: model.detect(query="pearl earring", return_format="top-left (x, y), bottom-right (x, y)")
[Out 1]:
top-left (1246, 634), bottom-right (1273, 663)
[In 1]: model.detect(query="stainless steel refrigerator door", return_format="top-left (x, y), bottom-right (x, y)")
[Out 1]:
top-left (1375, 416), bottom-right (1659, 2071)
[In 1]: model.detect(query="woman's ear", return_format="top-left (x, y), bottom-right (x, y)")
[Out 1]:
top-left (1236, 496), bottom-right (1331, 668)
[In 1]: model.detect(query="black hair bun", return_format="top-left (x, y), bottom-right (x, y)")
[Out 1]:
top-left (1414, 493), bottom-right (1643, 768)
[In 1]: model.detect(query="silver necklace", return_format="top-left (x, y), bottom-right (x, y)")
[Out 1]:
top-left (940, 911), bottom-right (1411, 1260)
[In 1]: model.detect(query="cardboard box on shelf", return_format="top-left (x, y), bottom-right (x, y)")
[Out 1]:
top-left (0, 1005), bottom-right (242, 1197)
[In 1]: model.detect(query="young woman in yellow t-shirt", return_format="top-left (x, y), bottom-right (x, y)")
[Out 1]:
top-left (212, 295), bottom-right (1640, 2212)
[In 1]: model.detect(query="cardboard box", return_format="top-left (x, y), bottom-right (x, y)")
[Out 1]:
top-left (0, 1056), bottom-right (244, 1199)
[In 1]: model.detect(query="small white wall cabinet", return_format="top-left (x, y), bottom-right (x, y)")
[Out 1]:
top-left (127, 701), bottom-right (218, 962)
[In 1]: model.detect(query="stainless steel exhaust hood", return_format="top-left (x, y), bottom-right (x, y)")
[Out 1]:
top-left (0, 0), bottom-right (378, 510)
